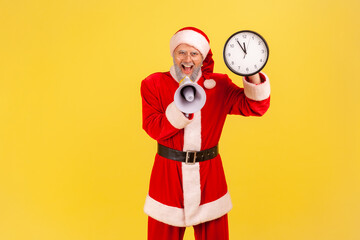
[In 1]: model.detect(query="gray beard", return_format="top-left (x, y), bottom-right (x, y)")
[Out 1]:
top-left (173, 61), bottom-right (202, 82)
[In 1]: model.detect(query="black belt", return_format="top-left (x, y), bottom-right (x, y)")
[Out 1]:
top-left (157, 144), bottom-right (218, 164)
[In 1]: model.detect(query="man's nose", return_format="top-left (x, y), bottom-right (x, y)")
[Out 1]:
top-left (184, 54), bottom-right (192, 61)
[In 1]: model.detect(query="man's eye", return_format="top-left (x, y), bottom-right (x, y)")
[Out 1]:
top-left (191, 52), bottom-right (199, 56)
top-left (179, 51), bottom-right (186, 55)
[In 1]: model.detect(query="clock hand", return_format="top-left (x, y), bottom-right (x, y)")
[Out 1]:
top-left (237, 40), bottom-right (246, 54)
top-left (246, 36), bottom-right (251, 51)
top-left (242, 42), bottom-right (247, 59)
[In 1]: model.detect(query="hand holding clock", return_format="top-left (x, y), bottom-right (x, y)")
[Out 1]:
top-left (247, 73), bottom-right (261, 84)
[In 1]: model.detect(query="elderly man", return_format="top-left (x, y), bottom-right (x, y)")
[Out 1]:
top-left (141, 27), bottom-right (270, 240)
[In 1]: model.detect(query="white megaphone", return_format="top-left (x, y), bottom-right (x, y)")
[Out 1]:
top-left (174, 76), bottom-right (206, 114)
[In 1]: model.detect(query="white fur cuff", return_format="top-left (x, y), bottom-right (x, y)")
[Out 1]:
top-left (242, 72), bottom-right (271, 101)
top-left (165, 102), bottom-right (192, 129)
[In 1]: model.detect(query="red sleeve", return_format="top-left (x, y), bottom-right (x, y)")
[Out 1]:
top-left (225, 72), bottom-right (271, 116)
top-left (141, 76), bottom-right (191, 141)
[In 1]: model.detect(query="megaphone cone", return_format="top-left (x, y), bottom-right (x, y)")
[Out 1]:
top-left (174, 77), bottom-right (206, 114)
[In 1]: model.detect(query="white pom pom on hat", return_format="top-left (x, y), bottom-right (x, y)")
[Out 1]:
top-left (204, 79), bottom-right (216, 89)
top-left (170, 27), bottom-right (211, 59)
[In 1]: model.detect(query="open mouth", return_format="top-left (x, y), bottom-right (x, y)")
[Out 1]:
top-left (181, 63), bottom-right (194, 75)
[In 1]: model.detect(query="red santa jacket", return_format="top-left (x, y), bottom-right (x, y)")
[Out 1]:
top-left (141, 66), bottom-right (270, 227)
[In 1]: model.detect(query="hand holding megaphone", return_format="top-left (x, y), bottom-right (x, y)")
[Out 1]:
top-left (174, 76), bottom-right (206, 114)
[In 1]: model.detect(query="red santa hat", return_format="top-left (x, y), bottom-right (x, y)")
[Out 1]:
top-left (170, 27), bottom-right (211, 59)
top-left (170, 27), bottom-right (215, 78)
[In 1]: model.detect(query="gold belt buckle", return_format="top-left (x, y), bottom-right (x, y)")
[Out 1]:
top-left (185, 151), bottom-right (197, 165)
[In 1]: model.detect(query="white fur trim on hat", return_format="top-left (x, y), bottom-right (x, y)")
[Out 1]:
top-left (170, 30), bottom-right (210, 59)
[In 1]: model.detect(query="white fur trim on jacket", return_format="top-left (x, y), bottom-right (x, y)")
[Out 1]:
top-left (183, 111), bottom-right (201, 151)
top-left (165, 102), bottom-right (192, 129)
top-left (242, 72), bottom-right (271, 101)
top-left (144, 192), bottom-right (232, 227)
top-left (144, 195), bottom-right (184, 227)
top-left (170, 30), bottom-right (210, 59)
top-left (182, 162), bottom-right (201, 224)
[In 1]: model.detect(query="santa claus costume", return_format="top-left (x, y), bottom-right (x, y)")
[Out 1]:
top-left (141, 27), bottom-right (271, 240)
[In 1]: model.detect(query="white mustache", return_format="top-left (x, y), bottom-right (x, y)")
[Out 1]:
top-left (182, 63), bottom-right (194, 67)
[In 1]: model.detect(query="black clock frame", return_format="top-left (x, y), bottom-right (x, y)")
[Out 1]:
top-left (223, 30), bottom-right (269, 77)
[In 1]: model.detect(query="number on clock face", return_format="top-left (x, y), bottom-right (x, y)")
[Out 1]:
top-left (223, 30), bottom-right (269, 76)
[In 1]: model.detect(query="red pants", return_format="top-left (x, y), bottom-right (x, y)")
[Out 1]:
top-left (148, 214), bottom-right (229, 240)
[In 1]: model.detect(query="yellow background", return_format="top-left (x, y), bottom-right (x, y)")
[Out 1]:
top-left (1, 0), bottom-right (359, 239)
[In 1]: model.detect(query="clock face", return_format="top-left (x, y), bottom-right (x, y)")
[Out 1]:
top-left (223, 30), bottom-right (269, 76)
